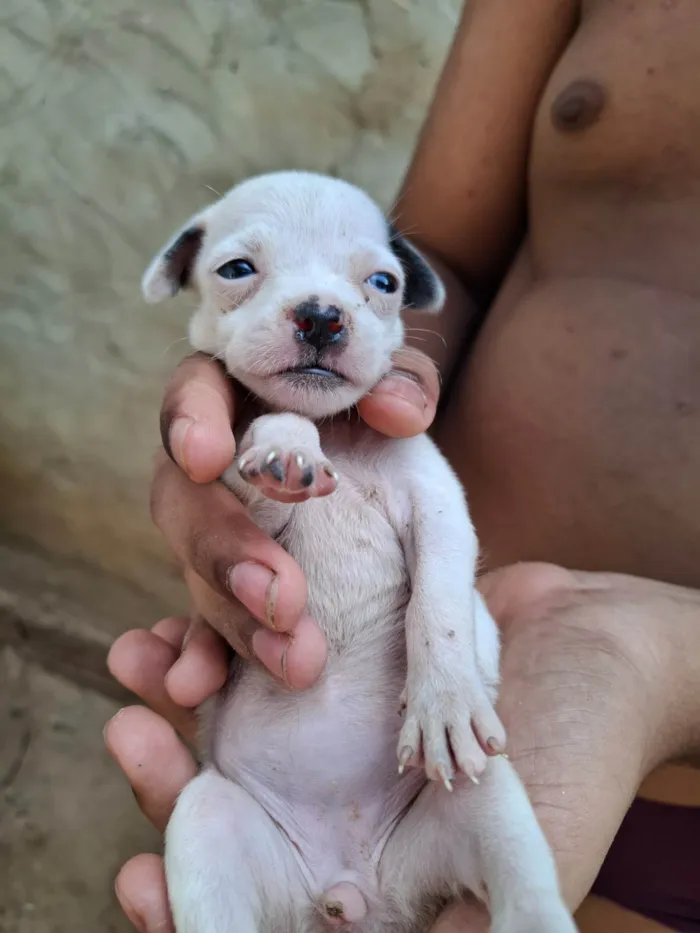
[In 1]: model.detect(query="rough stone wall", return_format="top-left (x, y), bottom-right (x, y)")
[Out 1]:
top-left (0, 0), bottom-right (459, 610)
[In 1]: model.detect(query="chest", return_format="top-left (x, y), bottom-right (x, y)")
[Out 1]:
top-left (244, 428), bottom-right (413, 650)
top-left (533, 1), bottom-right (700, 183)
top-left (527, 1), bottom-right (700, 291)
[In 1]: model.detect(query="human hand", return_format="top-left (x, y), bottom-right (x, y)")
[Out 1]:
top-left (152, 349), bottom-right (440, 698)
top-left (106, 562), bottom-right (699, 931)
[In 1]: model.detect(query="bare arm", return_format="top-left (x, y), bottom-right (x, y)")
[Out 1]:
top-left (396, 0), bottom-right (578, 379)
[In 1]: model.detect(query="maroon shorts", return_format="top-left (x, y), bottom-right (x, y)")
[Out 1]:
top-left (592, 798), bottom-right (700, 931)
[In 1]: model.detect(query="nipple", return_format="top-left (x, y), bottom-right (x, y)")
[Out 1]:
top-left (551, 79), bottom-right (606, 132)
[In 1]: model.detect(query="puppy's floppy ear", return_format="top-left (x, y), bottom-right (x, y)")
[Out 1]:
top-left (141, 217), bottom-right (206, 304)
top-left (388, 224), bottom-right (446, 314)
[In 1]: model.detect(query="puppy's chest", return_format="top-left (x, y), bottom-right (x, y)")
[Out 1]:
top-left (249, 447), bottom-right (411, 648)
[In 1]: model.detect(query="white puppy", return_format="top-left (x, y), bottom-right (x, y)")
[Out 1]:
top-left (143, 171), bottom-right (576, 933)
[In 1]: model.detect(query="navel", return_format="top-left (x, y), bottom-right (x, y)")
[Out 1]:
top-left (551, 79), bottom-right (607, 133)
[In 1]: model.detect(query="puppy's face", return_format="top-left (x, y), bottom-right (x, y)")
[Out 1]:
top-left (143, 172), bottom-right (444, 419)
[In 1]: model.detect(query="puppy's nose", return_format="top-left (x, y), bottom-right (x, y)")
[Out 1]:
top-left (293, 302), bottom-right (345, 350)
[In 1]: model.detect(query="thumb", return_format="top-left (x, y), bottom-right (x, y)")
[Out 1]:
top-left (115, 854), bottom-right (174, 932)
top-left (477, 562), bottom-right (578, 632)
top-left (430, 898), bottom-right (489, 933)
top-left (357, 347), bottom-right (440, 438)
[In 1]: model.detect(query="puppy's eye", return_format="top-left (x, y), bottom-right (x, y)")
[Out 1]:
top-left (216, 259), bottom-right (256, 280)
top-left (367, 272), bottom-right (399, 294)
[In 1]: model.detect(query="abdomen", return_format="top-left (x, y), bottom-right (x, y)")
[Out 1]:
top-left (442, 268), bottom-right (700, 586)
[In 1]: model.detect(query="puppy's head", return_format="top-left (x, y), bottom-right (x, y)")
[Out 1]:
top-left (143, 171), bottom-right (444, 418)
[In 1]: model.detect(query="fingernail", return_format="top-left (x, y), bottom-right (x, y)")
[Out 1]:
top-left (114, 881), bottom-right (148, 933)
top-left (169, 416), bottom-right (194, 472)
top-left (251, 628), bottom-right (290, 685)
top-left (280, 641), bottom-right (290, 687)
top-left (103, 708), bottom-right (126, 748)
top-left (373, 372), bottom-right (427, 411)
top-left (228, 562), bottom-right (278, 628)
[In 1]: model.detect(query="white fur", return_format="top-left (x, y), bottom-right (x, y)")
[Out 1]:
top-left (144, 171), bottom-right (577, 933)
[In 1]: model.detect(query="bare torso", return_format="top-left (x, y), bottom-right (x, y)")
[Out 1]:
top-left (439, 0), bottom-right (700, 586)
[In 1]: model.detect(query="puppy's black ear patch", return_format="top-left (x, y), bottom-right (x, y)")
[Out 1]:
top-left (142, 223), bottom-right (205, 304)
top-left (388, 224), bottom-right (445, 314)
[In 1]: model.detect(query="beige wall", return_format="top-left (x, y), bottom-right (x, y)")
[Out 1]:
top-left (0, 0), bottom-right (459, 609)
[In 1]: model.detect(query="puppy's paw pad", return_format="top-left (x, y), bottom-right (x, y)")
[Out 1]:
top-left (238, 446), bottom-right (337, 498)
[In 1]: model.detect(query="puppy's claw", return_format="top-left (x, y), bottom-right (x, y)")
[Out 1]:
top-left (437, 765), bottom-right (453, 792)
top-left (398, 746), bottom-right (413, 774)
top-left (267, 457), bottom-right (285, 483)
top-left (265, 449), bottom-right (279, 465)
top-left (485, 735), bottom-right (506, 756)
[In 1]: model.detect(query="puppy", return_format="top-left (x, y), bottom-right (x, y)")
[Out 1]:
top-left (143, 171), bottom-right (576, 933)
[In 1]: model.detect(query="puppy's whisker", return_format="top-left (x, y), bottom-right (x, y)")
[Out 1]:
top-left (404, 327), bottom-right (448, 350)
top-left (161, 336), bottom-right (191, 357)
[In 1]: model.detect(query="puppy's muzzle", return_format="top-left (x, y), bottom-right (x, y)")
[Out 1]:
top-left (293, 300), bottom-right (345, 351)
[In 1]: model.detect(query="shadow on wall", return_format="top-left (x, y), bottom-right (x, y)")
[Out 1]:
top-left (0, 0), bottom-right (459, 612)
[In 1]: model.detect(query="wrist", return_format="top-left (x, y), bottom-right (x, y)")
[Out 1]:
top-left (596, 575), bottom-right (700, 774)
top-left (651, 584), bottom-right (700, 767)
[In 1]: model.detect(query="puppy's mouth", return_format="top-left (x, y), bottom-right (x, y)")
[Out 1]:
top-left (278, 366), bottom-right (348, 384)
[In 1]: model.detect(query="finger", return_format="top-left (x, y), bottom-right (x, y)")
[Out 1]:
top-left (251, 613), bottom-right (328, 690)
top-left (151, 451), bottom-right (309, 634)
top-left (430, 899), bottom-right (489, 933)
top-left (161, 353), bottom-right (237, 484)
top-left (357, 347), bottom-right (440, 438)
top-left (151, 616), bottom-right (189, 648)
top-left (165, 616), bottom-right (229, 708)
top-left (183, 566), bottom-right (256, 658)
top-left (183, 571), bottom-right (328, 690)
top-left (104, 706), bottom-right (197, 832)
top-left (107, 628), bottom-right (197, 741)
top-left (115, 854), bottom-right (174, 933)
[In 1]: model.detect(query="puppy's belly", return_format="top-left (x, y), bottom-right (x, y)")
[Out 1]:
top-left (208, 439), bottom-right (424, 900)
top-left (210, 651), bottom-right (425, 901)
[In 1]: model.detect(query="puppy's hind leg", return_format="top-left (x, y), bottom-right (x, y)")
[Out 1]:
top-left (166, 768), bottom-right (306, 933)
top-left (380, 757), bottom-right (577, 933)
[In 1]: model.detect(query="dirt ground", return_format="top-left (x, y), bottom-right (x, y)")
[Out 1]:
top-left (0, 645), bottom-right (158, 933)
top-left (0, 529), bottom-right (177, 933)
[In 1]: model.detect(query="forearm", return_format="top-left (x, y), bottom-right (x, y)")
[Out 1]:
top-left (480, 567), bottom-right (700, 913)
top-left (395, 0), bottom-right (577, 381)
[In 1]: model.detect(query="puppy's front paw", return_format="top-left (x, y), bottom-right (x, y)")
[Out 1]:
top-left (237, 445), bottom-right (338, 501)
top-left (397, 673), bottom-right (506, 789)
